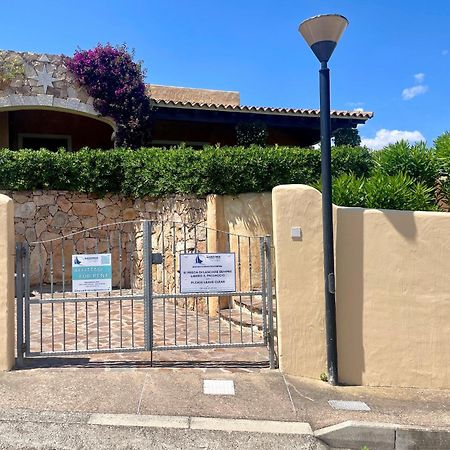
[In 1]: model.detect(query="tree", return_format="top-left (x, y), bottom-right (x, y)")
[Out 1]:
top-left (333, 128), bottom-right (361, 147)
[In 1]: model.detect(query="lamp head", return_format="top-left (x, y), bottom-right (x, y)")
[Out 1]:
top-left (299, 14), bottom-right (349, 63)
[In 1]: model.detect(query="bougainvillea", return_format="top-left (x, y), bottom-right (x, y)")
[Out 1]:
top-left (66, 44), bottom-right (152, 148)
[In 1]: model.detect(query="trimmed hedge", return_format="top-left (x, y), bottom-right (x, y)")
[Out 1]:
top-left (0, 145), bottom-right (372, 197)
top-left (0, 138), bottom-right (449, 211)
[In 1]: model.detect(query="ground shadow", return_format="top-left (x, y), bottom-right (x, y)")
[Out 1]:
top-left (16, 357), bottom-right (269, 370)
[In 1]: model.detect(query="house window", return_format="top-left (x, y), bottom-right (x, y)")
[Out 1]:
top-left (18, 134), bottom-right (72, 151)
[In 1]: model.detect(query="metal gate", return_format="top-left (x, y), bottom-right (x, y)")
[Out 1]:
top-left (16, 220), bottom-right (276, 367)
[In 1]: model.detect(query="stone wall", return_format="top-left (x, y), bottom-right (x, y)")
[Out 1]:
top-left (3, 190), bottom-right (206, 290)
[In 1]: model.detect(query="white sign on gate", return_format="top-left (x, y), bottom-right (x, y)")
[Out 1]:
top-left (72, 253), bottom-right (112, 293)
top-left (179, 253), bottom-right (236, 294)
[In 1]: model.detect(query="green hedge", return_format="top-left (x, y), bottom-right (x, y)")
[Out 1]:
top-left (0, 137), bottom-right (449, 211)
top-left (0, 145), bottom-right (372, 196)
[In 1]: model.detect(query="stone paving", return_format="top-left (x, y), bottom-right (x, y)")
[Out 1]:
top-left (26, 289), bottom-right (271, 368)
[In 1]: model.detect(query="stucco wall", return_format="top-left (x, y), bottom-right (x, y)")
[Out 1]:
top-left (273, 184), bottom-right (450, 389)
top-left (335, 207), bottom-right (450, 389)
top-left (223, 192), bottom-right (272, 238)
top-left (206, 193), bottom-right (273, 293)
top-left (272, 185), bottom-right (327, 379)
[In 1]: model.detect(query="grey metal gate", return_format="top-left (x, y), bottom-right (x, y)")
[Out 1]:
top-left (15, 220), bottom-right (275, 367)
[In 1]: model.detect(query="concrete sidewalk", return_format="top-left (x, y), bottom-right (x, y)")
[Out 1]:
top-left (0, 362), bottom-right (448, 449)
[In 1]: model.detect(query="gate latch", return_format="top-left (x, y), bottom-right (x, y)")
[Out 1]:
top-left (151, 253), bottom-right (163, 265)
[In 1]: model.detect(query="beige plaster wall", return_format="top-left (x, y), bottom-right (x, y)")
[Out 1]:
top-left (223, 193), bottom-right (273, 291)
top-left (205, 193), bottom-right (273, 314)
top-left (272, 185), bottom-right (327, 378)
top-left (223, 192), bottom-right (273, 238)
top-left (336, 207), bottom-right (450, 389)
top-left (0, 194), bottom-right (15, 371)
top-left (273, 184), bottom-right (450, 389)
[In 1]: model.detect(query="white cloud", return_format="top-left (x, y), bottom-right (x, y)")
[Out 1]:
top-left (401, 84), bottom-right (428, 100)
top-left (353, 107), bottom-right (364, 112)
top-left (361, 129), bottom-right (426, 150)
top-left (414, 72), bottom-right (425, 83)
top-left (347, 101), bottom-right (365, 108)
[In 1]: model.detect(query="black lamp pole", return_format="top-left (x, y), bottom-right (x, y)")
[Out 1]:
top-left (299, 14), bottom-right (349, 386)
top-left (319, 60), bottom-right (338, 385)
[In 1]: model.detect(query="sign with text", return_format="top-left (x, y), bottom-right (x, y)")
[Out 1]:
top-left (179, 253), bottom-right (236, 294)
top-left (72, 253), bottom-right (112, 293)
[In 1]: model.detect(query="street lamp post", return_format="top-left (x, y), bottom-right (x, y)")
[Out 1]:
top-left (299, 14), bottom-right (349, 386)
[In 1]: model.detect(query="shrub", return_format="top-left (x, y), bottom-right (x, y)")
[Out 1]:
top-left (434, 131), bottom-right (450, 158)
top-left (122, 146), bottom-right (323, 196)
top-left (363, 173), bottom-right (435, 211)
top-left (331, 146), bottom-right (373, 178)
top-left (66, 44), bottom-right (152, 148)
top-left (0, 145), bottom-right (371, 197)
top-left (331, 173), bottom-right (366, 207)
top-left (330, 172), bottom-right (435, 211)
top-left (373, 141), bottom-right (440, 186)
top-left (0, 145), bottom-right (440, 211)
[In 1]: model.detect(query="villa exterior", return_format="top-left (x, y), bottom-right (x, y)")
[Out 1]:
top-left (0, 50), bottom-right (373, 150)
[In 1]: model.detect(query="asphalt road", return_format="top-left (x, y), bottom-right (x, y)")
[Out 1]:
top-left (0, 409), bottom-right (328, 450)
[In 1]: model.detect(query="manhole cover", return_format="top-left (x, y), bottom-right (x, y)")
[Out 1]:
top-left (328, 400), bottom-right (370, 411)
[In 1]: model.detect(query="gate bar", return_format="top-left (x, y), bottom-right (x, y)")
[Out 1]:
top-left (259, 237), bottom-right (268, 345)
top-left (265, 236), bottom-right (276, 369)
top-left (15, 243), bottom-right (24, 367)
top-left (23, 242), bottom-right (31, 356)
top-left (143, 220), bottom-right (153, 352)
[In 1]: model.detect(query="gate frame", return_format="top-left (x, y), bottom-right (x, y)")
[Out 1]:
top-left (15, 220), bottom-right (276, 368)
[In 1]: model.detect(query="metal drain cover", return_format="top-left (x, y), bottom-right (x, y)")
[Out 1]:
top-left (328, 400), bottom-right (370, 411)
top-left (203, 379), bottom-right (235, 395)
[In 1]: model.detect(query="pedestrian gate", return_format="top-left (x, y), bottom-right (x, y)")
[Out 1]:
top-left (15, 220), bottom-right (276, 367)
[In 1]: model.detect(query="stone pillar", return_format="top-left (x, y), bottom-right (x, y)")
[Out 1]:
top-left (0, 112), bottom-right (9, 148)
top-left (206, 194), bottom-right (230, 316)
top-left (0, 194), bottom-right (15, 371)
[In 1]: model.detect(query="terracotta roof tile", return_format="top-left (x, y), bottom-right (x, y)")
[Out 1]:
top-left (151, 99), bottom-right (374, 120)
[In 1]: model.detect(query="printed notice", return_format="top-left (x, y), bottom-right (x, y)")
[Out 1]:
top-left (72, 253), bottom-right (112, 293)
top-left (179, 253), bottom-right (236, 294)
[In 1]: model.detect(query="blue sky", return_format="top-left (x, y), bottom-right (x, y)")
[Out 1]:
top-left (1, 0), bottom-right (449, 148)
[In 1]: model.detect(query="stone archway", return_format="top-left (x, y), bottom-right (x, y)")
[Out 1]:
top-left (0, 51), bottom-right (116, 149)
top-left (0, 104), bottom-right (115, 150)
